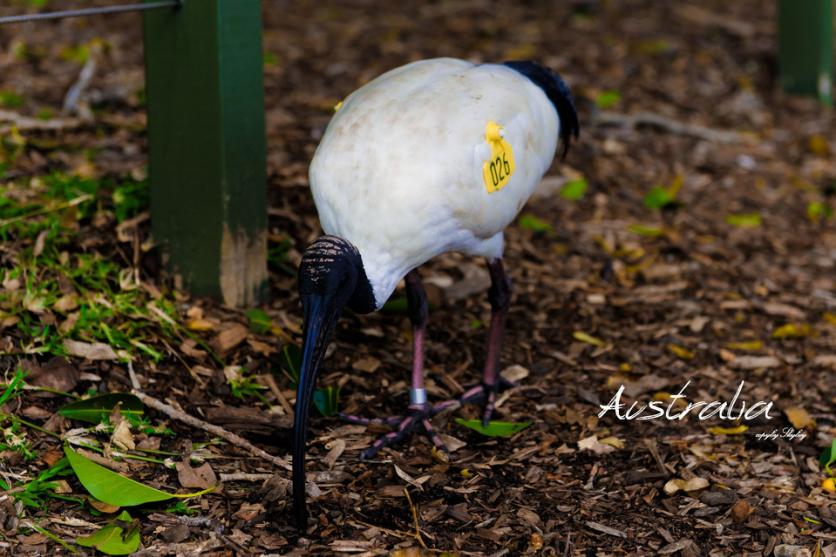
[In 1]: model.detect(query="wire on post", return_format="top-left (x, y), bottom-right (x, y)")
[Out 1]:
top-left (0, 1), bottom-right (181, 26)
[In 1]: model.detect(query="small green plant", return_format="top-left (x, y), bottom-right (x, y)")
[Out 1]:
top-left (0, 90), bottom-right (24, 108)
top-left (268, 235), bottom-right (294, 275)
top-left (0, 368), bottom-right (38, 460)
top-left (246, 308), bottom-right (272, 334)
top-left (313, 385), bottom-right (340, 417)
top-left (643, 175), bottom-right (682, 211)
top-left (7, 458), bottom-right (79, 509)
top-left (560, 178), bottom-right (588, 201)
top-left (518, 213), bottom-right (553, 234)
top-left (280, 344), bottom-right (341, 416)
top-left (807, 201), bottom-right (833, 223)
top-left (594, 90), bottom-right (621, 109)
top-left (820, 438), bottom-right (836, 475)
top-left (59, 44), bottom-right (90, 64)
top-left (164, 500), bottom-right (198, 516)
top-left (627, 223), bottom-right (665, 237)
top-left (36, 108), bottom-right (54, 121)
top-left (112, 181), bottom-right (149, 223)
top-left (263, 51), bottom-right (279, 67)
top-left (725, 212), bottom-right (761, 228)
top-left (228, 373), bottom-right (268, 402)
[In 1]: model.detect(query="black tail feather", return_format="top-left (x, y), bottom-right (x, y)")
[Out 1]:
top-left (503, 60), bottom-right (579, 160)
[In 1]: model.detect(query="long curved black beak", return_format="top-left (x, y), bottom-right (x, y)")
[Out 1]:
top-left (293, 294), bottom-right (340, 526)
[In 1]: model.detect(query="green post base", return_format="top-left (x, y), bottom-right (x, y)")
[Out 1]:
top-left (143, 0), bottom-right (268, 306)
top-left (778, 0), bottom-right (833, 106)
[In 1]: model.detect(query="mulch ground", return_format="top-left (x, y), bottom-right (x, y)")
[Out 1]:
top-left (0, 0), bottom-right (834, 555)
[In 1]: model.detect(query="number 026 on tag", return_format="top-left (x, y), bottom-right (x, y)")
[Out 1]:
top-left (482, 121), bottom-right (516, 193)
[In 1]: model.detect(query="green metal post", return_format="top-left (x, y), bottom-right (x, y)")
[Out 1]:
top-left (778, 0), bottom-right (833, 105)
top-left (143, 0), bottom-right (267, 306)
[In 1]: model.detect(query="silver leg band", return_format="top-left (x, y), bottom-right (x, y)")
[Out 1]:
top-left (409, 388), bottom-right (427, 405)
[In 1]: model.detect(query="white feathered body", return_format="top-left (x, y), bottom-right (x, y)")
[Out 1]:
top-left (309, 58), bottom-right (560, 308)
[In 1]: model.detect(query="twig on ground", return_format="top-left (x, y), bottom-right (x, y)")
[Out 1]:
top-left (147, 513), bottom-right (221, 530)
top-left (219, 472), bottom-right (274, 482)
top-left (0, 109), bottom-right (83, 134)
top-left (127, 360), bottom-right (141, 390)
top-left (644, 438), bottom-right (669, 475)
top-left (403, 486), bottom-right (427, 549)
top-left (131, 389), bottom-right (291, 471)
top-left (0, 195), bottom-right (93, 228)
top-left (594, 111), bottom-right (743, 143)
top-left (675, 4), bottom-right (754, 38)
top-left (261, 373), bottom-right (293, 416)
top-left (132, 534), bottom-right (223, 557)
top-left (63, 55), bottom-right (97, 118)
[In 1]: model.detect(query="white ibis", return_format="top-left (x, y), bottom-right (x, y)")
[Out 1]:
top-left (293, 57), bottom-right (579, 524)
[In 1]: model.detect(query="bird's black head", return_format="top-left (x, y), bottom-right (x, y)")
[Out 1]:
top-left (298, 235), bottom-right (375, 313)
top-left (503, 60), bottom-right (580, 160)
top-left (293, 235), bottom-right (374, 527)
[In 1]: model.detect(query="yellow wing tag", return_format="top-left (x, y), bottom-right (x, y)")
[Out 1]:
top-left (482, 121), bottom-right (516, 193)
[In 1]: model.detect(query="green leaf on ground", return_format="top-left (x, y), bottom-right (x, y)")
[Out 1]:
top-left (64, 446), bottom-right (172, 506)
top-left (0, 90), bottom-right (23, 108)
top-left (573, 330), bottom-right (605, 346)
top-left (76, 510), bottom-right (141, 555)
top-left (627, 223), bottom-right (665, 237)
top-left (771, 323), bottom-right (813, 339)
top-left (807, 201), bottom-right (833, 223)
top-left (281, 344), bottom-right (302, 385)
top-left (313, 385), bottom-right (340, 417)
top-left (0, 367), bottom-right (26, 406)
top-left (381, 296), bottom-right (408, 313)
top-left (246, 308), bottom-right (272, 334)
top-left (594, 90), bottom-right (621, 109)
top-left (560, 178), bottom-right (588, 201)
top-left (643, 186), bottom-right (675, 209)
top-left (819, 438), bottom-right (836, 474)
top-left (455, 418), bottom-right (532, 437)
top-left (263, 51), bottom-right (279, 67)
top-left (59, 393), bottom-right (144, 424)
top-left (725, 212), bottom-right (761, 228)
top-left (519, 214), bottom-right (553, 233)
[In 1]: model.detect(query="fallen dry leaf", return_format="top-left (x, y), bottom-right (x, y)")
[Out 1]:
top-left (176, 460), bottom-right (217, 490)
top-left (784, 406), bottom-right (815, 429)
top-left (110, 420), bottom-right (135, 451)
top-left (88, 498), bottom-right (120, 513)
top-left (708, 425), bottom-right (748, 435)
top-left (210, 323), bottom-right (249, 353)
top-left (573, 330), bottom-right (605, 346)
top-left (62, 339), bottom-right (117, 361)
top-left (729, 356), bottom-right (780, 369)
top-left (22, 357), bottom-right (79, 392)
top-left (186, 318), bottom-right (215, 332)
top-left (232, 502), bottom-right (265, 522)
top-left (663, 477), bottom-right (709, 495)
top-left (352, 356), bottom-right (381, 373)
top-left (578, 435), bottom-right (616, 454)
top-left (322, 438), bottom-right (345, 469)
top-left (501, 364), bottom-right (529, 383)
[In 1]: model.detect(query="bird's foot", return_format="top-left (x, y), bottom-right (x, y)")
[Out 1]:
top-left (339, 403), bottom-right (448, 460)
top-left (435, 377), bottom-right (517, 426)
top-left (340, 378), bottom-right (517, 458)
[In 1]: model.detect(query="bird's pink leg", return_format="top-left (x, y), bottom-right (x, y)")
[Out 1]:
top-left (340, 269), bottom-right (447, 459)
top-left (435, 258), bottom-right (514, 425)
